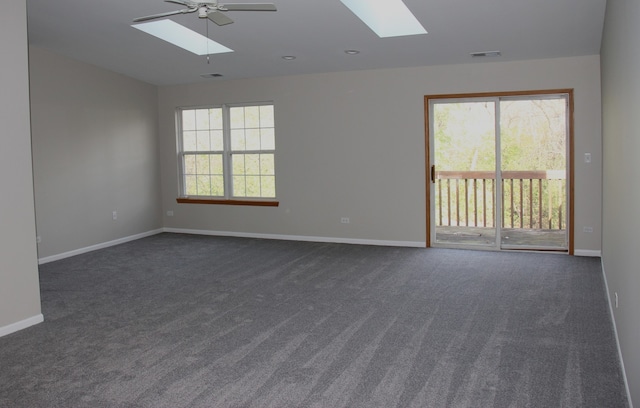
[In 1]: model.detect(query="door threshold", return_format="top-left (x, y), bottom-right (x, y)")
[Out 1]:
top-left (501, 245), bottom-right (568, 253)
top-left (432, 243), bottom-right (568, 254)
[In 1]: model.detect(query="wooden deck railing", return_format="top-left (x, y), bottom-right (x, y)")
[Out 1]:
top-left (434, 170), bottom-right (566, 230)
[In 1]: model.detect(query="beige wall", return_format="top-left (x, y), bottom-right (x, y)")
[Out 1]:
top-left (601, 0), bottom-right (640, 404)
top-left (0, 1), bottom-right (42, 332)
top-left (159, 55), bottom-right (603, 252)
top-left (29, 47), bottom-right (163, 259)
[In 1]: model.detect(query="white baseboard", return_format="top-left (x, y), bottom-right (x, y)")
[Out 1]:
top-left (600, 259), bottom-right (634, 408)
top-left (0, 314), bottom-right (44, 338)
top-left (163, 228), bottom-right (426, 248)
top-left (574, 249), bottom-right (602, 257)
top-left (37, 227), bottom-right (424, 264)
top-left (38, 229), bottom-right (164, 264)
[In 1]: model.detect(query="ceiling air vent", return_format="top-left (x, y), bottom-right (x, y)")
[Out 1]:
top-left (200, 73), bottom-right (223, 78)
top-left (470, 51), bottom-right (501, 58)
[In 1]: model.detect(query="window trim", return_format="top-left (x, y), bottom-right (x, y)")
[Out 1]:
top-left (176, 197), bottom-right (279, 206)
top-left (176, 102), bottom-right (278, 205)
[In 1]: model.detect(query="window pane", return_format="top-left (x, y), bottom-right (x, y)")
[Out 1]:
top-left (245, 154), bottom-right (260, 175)
top-left (230, 107), bottom-right (245, 129)
top-left (246, 176), bottom-right (261, 197)
top-left (182, 110), bottom-right (197, 131)
top-left (260, 105), bottom-right (274, 128)
top-left (233, 176), bottom-right (246, 196)
top-left (232, 155), bottom-right (245, 175)
top-left (196, 130), bottom-right (210, 151)
top-left (210, 154), bottom-right (223, 174)
top-left (196, 154), bottom-right (210, 174)
top-left (260, 154), bottom-right (274, 175)
top-left (211, 130), bottom-right (224, 151)
top-left (185, 175), bottom-right (197, 195)
top-left (246, 129), bottom-right (261, 151)
top-left (260, 129), bottom-right (275, 150)
top-left (184, 154), bottom-right (196, 174)
top-left (211, 175), bottom-right (224, 196)
top-left (196, 175), bottom-right (211, 195)
top-left (261, 176), bottom-right (276, 197)
top-left (231, 129), bottom-right (246, 151)
top-left (183, 131), bottom-right (197, 151)
top-left (209, 108), bottom-right (223, 129)
top-left (245, 106), bottom-right (260, 128)
top-left (195, 109), bottom-right (209, 129)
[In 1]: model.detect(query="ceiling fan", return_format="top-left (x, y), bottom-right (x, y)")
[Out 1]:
top-left (134, 0), bottom-right (277, 26)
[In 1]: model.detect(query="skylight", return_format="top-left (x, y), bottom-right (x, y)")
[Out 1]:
top-left (339, 0), bottom-right (427, 38)
top-left (132, 20), bottom-right (233, 56)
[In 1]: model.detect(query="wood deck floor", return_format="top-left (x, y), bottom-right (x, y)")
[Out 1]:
top-left (435, 226), bottom-right (567, 249)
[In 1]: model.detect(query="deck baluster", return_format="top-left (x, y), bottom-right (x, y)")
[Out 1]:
top-left (538, 179), bottom-right (543, 229)
top-left (509, 179), bottom-right (514, 228)
top-left (438, 180), bottom-right (443, 226)
top-left (483, 179), bottom-right (487, 227)
top-left (473, 179), bottom-right (478, 227)
top-left (447, 179), bottom-right (451, 226)
top-left (455, 179), bottom-right (460, 226)
top-left (519, 179), bottom-right (524, 228)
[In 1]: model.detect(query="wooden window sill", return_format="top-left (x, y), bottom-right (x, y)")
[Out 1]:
top-left (176, 198), bottom-right (279, 207)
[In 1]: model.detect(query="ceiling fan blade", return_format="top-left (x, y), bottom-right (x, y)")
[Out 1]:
top-left (220, 3), bottom-right (277, 11)
top-left (164, 0), bottom-right (198, 6)
top-left (207, 10), bottom-right (235, 26)
top-left (133, 8), bottom-right (196, 22)
top-left (164, 0), bottom-right (198, 8)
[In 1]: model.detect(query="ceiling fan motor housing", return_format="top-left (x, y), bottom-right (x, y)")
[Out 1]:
top-left (198, 6), bottom-right (210, 18)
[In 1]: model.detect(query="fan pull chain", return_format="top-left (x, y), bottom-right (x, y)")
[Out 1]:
top-left (206, 19), bottom-right (210, 64)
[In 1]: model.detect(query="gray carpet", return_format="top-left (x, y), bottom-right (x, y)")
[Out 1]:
top-left (0, 233), bottom-right (629, 407)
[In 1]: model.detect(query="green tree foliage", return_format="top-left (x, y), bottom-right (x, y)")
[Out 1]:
top-left (500, 99), bottom-right (566, 171)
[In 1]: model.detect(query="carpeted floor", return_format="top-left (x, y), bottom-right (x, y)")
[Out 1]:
top-left (0, 233), bottom-right (629, 407)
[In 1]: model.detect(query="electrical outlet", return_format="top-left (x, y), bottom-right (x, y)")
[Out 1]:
top-left (583, 226), bottom-right (593, 233)
top-left (584, 153), bottom-right (591, 163)
top-left (340, 217), bottom-right (350, 224)
top-left (112, 211), bottom-right (117, 220)
top-left (166, 210), bottom-right (174, 217)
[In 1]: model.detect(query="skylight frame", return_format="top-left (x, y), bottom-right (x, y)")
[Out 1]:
top-left (132, 20), bottom-right (233, 56)
top-left (339, 0), bottom-right (427, 38)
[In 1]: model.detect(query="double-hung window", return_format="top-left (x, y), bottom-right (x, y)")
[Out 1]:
top-left (178, 103), bottom-right (276, 204)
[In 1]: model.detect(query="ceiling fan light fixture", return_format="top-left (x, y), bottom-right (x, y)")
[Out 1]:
top-left (282, 55), bottom-right (296, 60)
top-left (345, 49), bottom-right (360, 55)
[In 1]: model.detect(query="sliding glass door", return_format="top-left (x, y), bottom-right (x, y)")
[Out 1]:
top-left (431, 98), bottom-right (499, 247)
top-left (428, 92), bottom-right (570, 251)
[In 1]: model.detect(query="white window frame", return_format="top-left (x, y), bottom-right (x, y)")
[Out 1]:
top-left (177, 102), bottom-right (277, 203)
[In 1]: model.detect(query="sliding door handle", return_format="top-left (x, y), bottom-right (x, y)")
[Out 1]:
top-left (431, 165), bottom-right (436, 183)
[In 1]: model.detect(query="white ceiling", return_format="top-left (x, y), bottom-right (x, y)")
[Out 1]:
top-left (26, 0), bottom-right (607, 86)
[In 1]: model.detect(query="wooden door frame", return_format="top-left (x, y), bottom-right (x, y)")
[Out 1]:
top-left (424, 89), bottom-right (575, 254)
